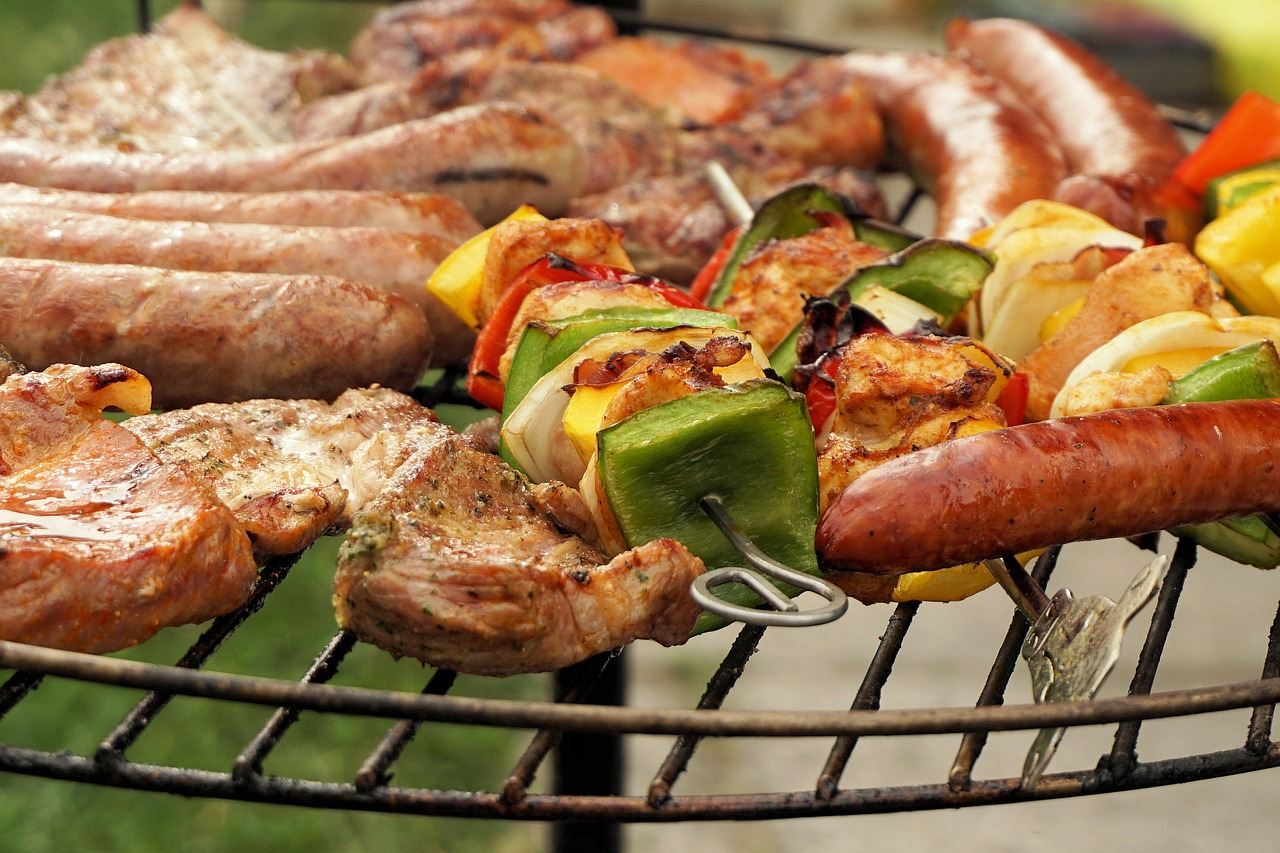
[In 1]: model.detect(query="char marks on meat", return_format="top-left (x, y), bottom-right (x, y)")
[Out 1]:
top-left (0, 364), bottom-right (258, 653)
top-left (124, 388), bottom-right (441, 557)
top-left (334, 426), bottom-right (705, 676)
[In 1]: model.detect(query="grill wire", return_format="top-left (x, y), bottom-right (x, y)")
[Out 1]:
top-left (3, 3), bottom-right (1280, 853)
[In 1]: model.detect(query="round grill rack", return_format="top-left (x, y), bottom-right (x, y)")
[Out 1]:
top-left (2, 3), bottom-right (1276, 852)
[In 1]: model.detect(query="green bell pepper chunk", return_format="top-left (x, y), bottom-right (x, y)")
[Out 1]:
top-left (499, 306), bottom-right (737, 467)
top-left (703, 182), bottom-right (920, 308)
top-left (1166, 339), bottom-right (1280, 567)
top-left (1204, 156), bottom-right (1280, 220)
top-left (595, 379), bottom-right (819, 634)
top-left (768, 238), bottom-right (995, 381)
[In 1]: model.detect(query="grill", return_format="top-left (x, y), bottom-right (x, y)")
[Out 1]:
top-left (2, 3), bottom-right (1278, 852)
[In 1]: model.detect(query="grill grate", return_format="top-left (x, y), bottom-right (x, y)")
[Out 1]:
top-left (2, 3), bottom-right (1280, 852)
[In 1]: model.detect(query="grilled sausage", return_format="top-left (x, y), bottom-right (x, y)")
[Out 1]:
top-left (0, 102), bottom-right (587, 225)
top-left (837, 50), bottom-right (1068, 240)
top-left (0, 257), bottom-right (433, 408)
top-left (0, 183), bottom-right (482, 243)
top-left (945, 17), bottom-right (1196, 241)
top-left (816, 400), bottom-right (1280, 575)
top-left (0, 204), bottom-right (476, 364)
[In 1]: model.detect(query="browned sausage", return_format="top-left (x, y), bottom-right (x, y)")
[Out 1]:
top-left (816, 400), bottom-right (1280, 575)
top-left (837, 50), bottom-right (1068, 240)
top-left (0, 183), bottom-right (482, 244)
top-left (945, 17), bottom-right (1197, 242)
top-left (0, 204), bottom-right (476, 365)
top-left (0, 258), bottom-right (433, 409)
top-left (0, 102), bottom-right (587, 226)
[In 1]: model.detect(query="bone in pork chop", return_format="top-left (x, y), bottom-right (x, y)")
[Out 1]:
top-left (0, 4), bottom-right (359, 151)
top-left (334, 426), bottom-right (705, 676)
top-left (0, 364), bottom-right (258, 654)
top-left (124, 388), bottom-right (441, 557)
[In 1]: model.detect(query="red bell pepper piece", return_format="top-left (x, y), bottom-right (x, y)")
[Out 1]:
top-left (1171, 91), bottom-right (1280, 196)
top-left (465, 254), bottom-right (706, 410)
top-left (689, 226), bottom-right (743, 303)
top-left (994, 371), bottom-right (1029, 427)
top-left (802, 352), bottom-right (841, 429)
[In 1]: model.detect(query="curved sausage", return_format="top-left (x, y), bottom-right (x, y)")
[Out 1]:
top-left (816, 400), bottom-right (1280, 575)
top-left (838, 50), bottom-right (1068, 240)
top-left (0, 258), bottom-right (433, 409)
top-left (0, 102), bottom-right (587, 226)
top-left (945, 17), bottom-right (1196, 241)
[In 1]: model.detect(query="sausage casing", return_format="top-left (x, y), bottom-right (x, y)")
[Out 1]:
top-left (817, 400), bottom-right (1280, 575)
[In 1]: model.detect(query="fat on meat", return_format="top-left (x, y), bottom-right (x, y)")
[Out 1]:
top-left (0, 257), bottom-right (433, 409)
top-left (124, 388), bottom-right (441, 557)
top-left (334, 425), bottom-right (705, 676)
top-left (0, 363), bottom-right (258, 654)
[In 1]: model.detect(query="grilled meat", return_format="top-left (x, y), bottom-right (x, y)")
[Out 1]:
top-left (0, 4), bottom-right (358, 151)
top-left (0, 203), bottom-right (475, 364)
top-left (0, 184), bottom-right (481, 243)
top-left (0, 363), bottom-right (258, 653)
top-left (334, 425), bottom-right (705, 676)
top-left (124, 388), bottom-right (440, 557)
top-left (0, 257), bottom-right (432, 408)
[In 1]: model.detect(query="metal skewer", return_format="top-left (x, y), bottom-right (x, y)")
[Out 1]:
top-left (985, 552), bottom-right (1167, 788)
top-left (691, 496), bottom-right (848, 627)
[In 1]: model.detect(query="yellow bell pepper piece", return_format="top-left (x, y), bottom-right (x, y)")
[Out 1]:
top-left (1195, 184), bottom-right (1280, 317)
top-left (426, 204), bottom-right (546, 329)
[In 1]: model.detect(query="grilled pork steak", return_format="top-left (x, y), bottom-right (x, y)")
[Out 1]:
top-left (0, 364), bottom-right (258, 654)
top-left (124, 388), bottom-right (441, 557)
top-left (334, 425), bottom-right (705, 676)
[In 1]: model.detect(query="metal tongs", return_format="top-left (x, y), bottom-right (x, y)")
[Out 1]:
top-left (984, 553), bottom-right (1167, 788)
top-left (691, 496), bottom-right (848, 627)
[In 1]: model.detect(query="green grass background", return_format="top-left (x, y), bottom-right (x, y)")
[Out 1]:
top-left (0, 4), bottom-right (551, 850)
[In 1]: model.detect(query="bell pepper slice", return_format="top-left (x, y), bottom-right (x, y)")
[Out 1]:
top-left (1194, 184), bottom-right (1280, 317)
top-left (1172, 91), bottom-right (1280, 196)
top-left (426, 204), bottom-right (546, 329)
top-left (769, 238), bottom-right (993, 381)
top-left (466, 255), bottom-right (705, 410)
top-left (594, 379), bottom-right (820, 634)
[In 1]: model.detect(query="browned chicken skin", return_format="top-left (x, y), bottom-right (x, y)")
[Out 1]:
top-left (0, 364), bottom-right (258, 654)
top-left (334, 425), bottom-right (705, 676)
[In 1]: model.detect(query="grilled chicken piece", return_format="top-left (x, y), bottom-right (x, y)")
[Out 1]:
top-left (124, 388), bottom-right (440, 557)
top-left (720, 216), bottom-right (891, 353)
top-left (334, 425), bottom-right (705, 676)
top-left (0, 364), bottom-right (258, 653)
top-left (0, 184), bottom-right (482, 244)
top-left (0, 4), bottom-right (359, 151)
top-left (817, 334), bottom-right (1008, 513)
top-left (349, 0), bottom-right (615, 83)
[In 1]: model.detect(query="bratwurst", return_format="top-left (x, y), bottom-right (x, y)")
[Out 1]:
top-left (0, 258), bottom-right (432, 408)
top-left (816, 400), bottom-right (1280, 575)
top-left (0, 102), bottom-right (586, 225)
top-left (837, 50), bottom-right (1068, 240)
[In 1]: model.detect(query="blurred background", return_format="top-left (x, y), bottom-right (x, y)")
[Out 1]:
top-left (0, 2), bottom-right (1277, 853)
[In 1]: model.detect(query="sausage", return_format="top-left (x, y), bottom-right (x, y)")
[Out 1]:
top-left (816, 400), bottom-right (1280, 575)
top-left (945, 17), bottom-right (1197, 241)
top-left (0, 257), bottom-right (433, 409)
top-left (0, 102), bottom-right (587, 226)
top-left (837, 50), bottom-right (1068, 240)
top-left (0, 204), bottom-right (476, 365)
top-left (0, 183), bottom-right (483, 244)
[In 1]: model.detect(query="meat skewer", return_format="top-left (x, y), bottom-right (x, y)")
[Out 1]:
top-left (0, 258), bottom-right (433, 408)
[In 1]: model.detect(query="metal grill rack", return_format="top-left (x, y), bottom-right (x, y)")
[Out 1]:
top-left (3, 3), bottom-right (1279, 853)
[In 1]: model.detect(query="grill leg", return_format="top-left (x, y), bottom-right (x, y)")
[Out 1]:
top-left (551, 649), bottom-right (627, 853)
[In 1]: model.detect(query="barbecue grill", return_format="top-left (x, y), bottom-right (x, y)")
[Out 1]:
top-left (3, 2), bottom-right (1279, 852)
